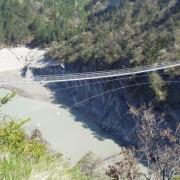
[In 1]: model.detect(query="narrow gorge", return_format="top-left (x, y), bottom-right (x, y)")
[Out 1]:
top-left (27, 57), bottom-right (180, 145)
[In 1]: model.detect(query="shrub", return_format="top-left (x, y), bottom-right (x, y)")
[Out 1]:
top-left (0, 119), bottom-right (47, 159)
top-left (149, 72), bottom-right (167, 101)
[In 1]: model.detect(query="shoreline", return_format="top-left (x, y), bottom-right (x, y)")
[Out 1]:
top-left (0, 46), bottom-right (148, 173)
top-left (0, 84), bottom-right (52, 103)
top-left (0, 86), bottom-right (123, 166)
top-left (0, 45), bottom-right (52, 103)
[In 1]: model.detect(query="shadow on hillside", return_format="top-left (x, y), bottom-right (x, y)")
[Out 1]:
top-left (45, 81), bottom-right (134, 148)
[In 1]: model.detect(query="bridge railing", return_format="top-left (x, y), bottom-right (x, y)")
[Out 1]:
top-left (31, 60), bottom-right (180, 82)
top-left (0, 60), bottom-right (180, 85)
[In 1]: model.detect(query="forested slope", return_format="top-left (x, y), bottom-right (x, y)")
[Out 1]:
top-left (1, 0), bottom-right (179, 67)
top-left (46, 0), bottom-right (180, 102)
top-left (0, 0), bottom-right (89, 44)
top-left (48, 0), bottom-right (180, 66)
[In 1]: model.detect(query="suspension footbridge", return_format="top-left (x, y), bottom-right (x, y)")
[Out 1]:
top-left (0, 60), bottom-right (180, 85)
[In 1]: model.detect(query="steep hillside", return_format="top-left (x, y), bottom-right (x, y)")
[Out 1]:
top-left (48, 0), bottom-right (180, 66)
top-left (0, 0), bottom-right (89, 44)
top-left (47, 0), bottom-right (180, 101)
top-left (43, 0), bottom-right (180, 143)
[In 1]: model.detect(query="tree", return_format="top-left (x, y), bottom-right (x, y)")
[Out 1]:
top-left (0, 92), bottom-right (16, 107)
top-left (130, 105), bottom-right (180, 180)
top-left (0, 92), bottom-right (16, 121)
top-left (76, 152), bottom-right (107, 179)
top-left (106, 149), bottom-right (143, 180)
top-left (106, 105), bottom-right (179, 180)
top-left (149, 73), bottom-right (167, 101)
top-left (0, 13), bottom-right (4, 42)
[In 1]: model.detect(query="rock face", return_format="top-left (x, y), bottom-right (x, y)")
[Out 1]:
top-left (28, 59), bottom-right (180, 145)
top-left (28, 60), bottom-right (148, 145)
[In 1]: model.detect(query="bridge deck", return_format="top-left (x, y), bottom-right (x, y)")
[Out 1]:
top-left (0, 60), bottom-right (180, 85)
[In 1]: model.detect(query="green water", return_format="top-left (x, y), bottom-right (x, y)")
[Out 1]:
top-left (0, 88), bottom-right (122, 164)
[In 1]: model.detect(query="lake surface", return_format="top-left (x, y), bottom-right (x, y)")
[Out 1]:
top-left (0, 88), bottom-right (122, 164)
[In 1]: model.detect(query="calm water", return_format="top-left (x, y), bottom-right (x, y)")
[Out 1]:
top-left (0, 88), bottom-right (122, 164)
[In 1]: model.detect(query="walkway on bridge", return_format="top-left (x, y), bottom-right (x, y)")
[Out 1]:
top-left (0, 60), bottom-right (180, 85)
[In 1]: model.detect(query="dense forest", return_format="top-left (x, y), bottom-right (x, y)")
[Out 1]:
top-left (0, 0), bottom-right (89, 44)
top-left (0, 0), bottom-right (179, 66)
top-left (46, 0), bottom-right (180, 101)
top-left (48, 0), bottom-right (180, 65)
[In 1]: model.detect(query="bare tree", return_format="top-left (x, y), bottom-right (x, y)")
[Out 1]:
top-left (106, 105), bottom-right (179, 180)
top-left (76, 151), bottom-right (107, 180)
top-left (106, 149), bottom-right (144, 180)
top-left (130, 105), bottom-right (180, 180)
